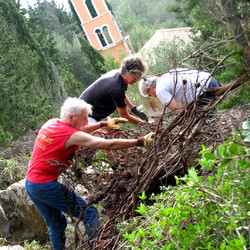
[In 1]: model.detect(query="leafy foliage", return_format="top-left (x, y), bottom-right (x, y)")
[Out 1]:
top-left (78, 36), bottom-right (106, 76)
top-left (108, 0), bottom-right (182, 51)
top-left (0, 6), bottom-right (54, 148)
top-left (0, 0), bottom-right (107, 149)
top-left (55, 35), bottom-right (100, 93)
top-left (141, 38), bottom-right (194, 75)
top-left (0, 157), bottom-right (27, 189)
top-left (118, 124), bottom-right (249, 249)
top-left (168, 0), bottom-right (248, 74)
top-left (27, 0), bottom-right (82, 44)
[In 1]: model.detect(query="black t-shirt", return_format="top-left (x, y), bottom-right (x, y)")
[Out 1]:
top-left (79, 70), bottom-right (128, 121)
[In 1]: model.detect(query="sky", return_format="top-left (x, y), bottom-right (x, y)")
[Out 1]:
top-left (19, 0), bottom-right (70, 10)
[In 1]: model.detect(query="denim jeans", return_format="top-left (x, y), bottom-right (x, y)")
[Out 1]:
top-left (25, 179), bottom-right (100, 250)
top-left (197, 78), bottom-right (219, 110)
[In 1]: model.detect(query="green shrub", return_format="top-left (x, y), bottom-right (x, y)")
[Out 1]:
top-left (0, 157), bottom-right (27, 189)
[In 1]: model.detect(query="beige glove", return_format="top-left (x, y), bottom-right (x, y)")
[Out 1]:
top-left (143, 132), bottom-right (155, 147)
top-left (137, 132), bottom-right (155, 147)
top-left (102, 118), bottom-right (128, 130)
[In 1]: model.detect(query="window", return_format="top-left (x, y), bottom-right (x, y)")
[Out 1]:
top-left (85, 0), bottom-right (97, 18)
top-left (95, 29), bottom-right (107, 47)
top-left (102, 26), bottom-right (113, 44)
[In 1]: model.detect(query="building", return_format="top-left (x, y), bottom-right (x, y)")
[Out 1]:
top-left (139, 27), bottom-right (193, 63)
top-left (70, 0), bottom-right (134, 61)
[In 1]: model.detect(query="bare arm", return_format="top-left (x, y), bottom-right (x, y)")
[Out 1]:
top-left (65, 131), bottom-right (139, 150)
top-left (117, 107), bottom-right (143, 125)
top-left (167, 99), bottom-right (182, 115)
top-left (80, 122), bottom-right (102, 133)
top-left (125, 95), bottom-right (134, 110)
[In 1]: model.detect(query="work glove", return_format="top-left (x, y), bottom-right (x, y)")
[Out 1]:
top-left (101, 118), bottom-right (128, 130)
top-left (131, 106), bottom-right (148, 122)
top-left (137, 132), bottom-right (155, 147)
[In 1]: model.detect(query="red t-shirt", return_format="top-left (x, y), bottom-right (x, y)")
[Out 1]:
top-left (26, 118), bottom-right (79, 183)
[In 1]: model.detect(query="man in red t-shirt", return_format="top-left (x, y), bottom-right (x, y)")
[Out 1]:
top-left (25, 97), bottom-right (154, 249)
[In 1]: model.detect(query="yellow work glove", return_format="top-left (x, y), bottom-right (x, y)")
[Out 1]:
top-left (101, 118), bottom-right (128, 130)
top-left (136, 132), bottom-right (155, 147)
top-left (143, 132), bottom-right (155, 147)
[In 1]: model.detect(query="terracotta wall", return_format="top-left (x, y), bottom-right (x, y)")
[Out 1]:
top-left (71, 0), bottom-right (129, 61)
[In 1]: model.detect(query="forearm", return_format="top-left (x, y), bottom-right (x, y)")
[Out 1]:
top-left (117, 107), bottom-right (143, 125)
top-left (81, 121), bottom-right (108, 133)
top-left (121, 113), bottom-right (143, 125)
top-left (81, 123), bottom-right (102, 133)
top-left (65, 131), bottom-right (148, 150)
top-left (167, 99), bottom-right (182, 115)
top-left (75, 134), bottom-right (142, 150)
top-left (95, 138), bottom-right (140, 150)
top-left (125, 95), bottom-right (134, 110)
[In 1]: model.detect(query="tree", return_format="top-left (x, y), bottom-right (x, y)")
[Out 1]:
top-left (0, 0), bottom-right (81, 148)
top-left (108, 0), bottom-right (181, 51)
top-left (78, 36), bottom-right (106, 76)
top-left (169, 0), bottom-right (249, 76)
top-left (55, 35), bottom-right (100, 93)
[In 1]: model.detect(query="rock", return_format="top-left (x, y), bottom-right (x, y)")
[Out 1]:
top-left (0, 204), bottom-right (10, 239)
top-left (0, 179), bottom-right (49, 243)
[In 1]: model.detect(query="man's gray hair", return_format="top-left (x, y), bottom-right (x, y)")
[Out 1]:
top-left (139, 76), bottom-right (158, 97)
top-left (60, 97), bottom-right (92, 119)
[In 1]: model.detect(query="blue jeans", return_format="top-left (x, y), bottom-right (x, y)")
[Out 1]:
top-left (197, 79), bottom-right (219, 111)
top-left (25, 180), bottom-right (100, 249)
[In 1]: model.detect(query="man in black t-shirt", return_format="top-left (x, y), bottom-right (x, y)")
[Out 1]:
top-left (79, 56), bottom-right (148, 125)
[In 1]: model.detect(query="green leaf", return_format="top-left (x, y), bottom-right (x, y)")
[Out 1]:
top-left (229, 143), bottom-right (240, 155)
top-left (166, 243), bottom-right (172, 250)
top-left (204, 152), bottom-right (217, 160)
top-left (135, 203), bottom-right (147, 215)
top-left (220, 145), bottom-right (226, 156)
top-left (188, 168), bottom-right (199, 182)
top-left (243, 135), bottom-right (250, 143)
top-left (207, 176), bottom-right (214, 182)
top-left (234, 238), bottom-right (243, 247)
top-left (138, 228), bottom-right (148, 237)
top-left (139, 191), bottom-right (147, 200)
top-left (242, 179), bottom-right (250, 187)
top-left (220, 158), bottom-right (231, 167)
top-left (220, 242), bottom-right (226, 250)
top-left (242, 121), bottom-right (250, 130)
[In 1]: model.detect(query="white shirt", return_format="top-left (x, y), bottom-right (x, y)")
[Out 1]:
top-left (156, 68), bottom-right (212, 105)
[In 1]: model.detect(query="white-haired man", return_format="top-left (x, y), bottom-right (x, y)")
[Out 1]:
top-left (25, 97), bottom-right (154, 249)
top-left (139, 68), bottom-right (219, 115)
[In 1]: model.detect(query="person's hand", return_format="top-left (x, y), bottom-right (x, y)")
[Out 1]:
top-left (103, 118), bottom-right (128, 129)
top-left (131, 106), bottom-right (148, 122)
top-left (138, 120), bottom-right (149, 126)
top-left (137, 132), bottom-right (155, 147)
top-left (143, 132), bottom-right (154, 147)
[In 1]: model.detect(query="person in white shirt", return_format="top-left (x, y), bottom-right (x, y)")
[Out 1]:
top-left (139, 68), bottom-right (219, 115)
